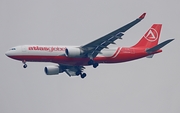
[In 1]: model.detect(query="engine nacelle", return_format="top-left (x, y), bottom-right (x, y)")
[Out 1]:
top-left (44, 66), bottom-right (64, 75)
top-left (65, 47), bottom-right (84, 57)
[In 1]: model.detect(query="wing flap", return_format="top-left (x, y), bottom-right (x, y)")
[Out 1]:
top-left (63, 65), bottom-right (85, 77)
top-left (65, 69), bottom-right (77, 77)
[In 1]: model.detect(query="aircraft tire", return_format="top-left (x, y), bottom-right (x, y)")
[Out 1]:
top-left (23, 64), bottom-right (27, 68)
top-left (93, 63), bottom-right (99, 68)
top-left (88, 59), bottom-right (94, 65)
top-left (81, 73), bottom-right (86, 79)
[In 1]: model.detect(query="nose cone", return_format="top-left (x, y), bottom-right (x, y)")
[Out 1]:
top-left (5, 50), bottom-right (17, 60)
top-left (5, 51), bottom-right (10, 57)
top-left (5, 46), bottom-right (21, 60)
top-left (5, 50), bottom-right (14, 59)
top-left (5, 49), bottom-right (15, 57)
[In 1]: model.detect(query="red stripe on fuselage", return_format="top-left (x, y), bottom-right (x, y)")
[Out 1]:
top-left (8, 48), bottom-right (162, 66)
top-left (9, 55), bottom-right (90, 65)
top-left (94, 48), bottom-right (162, 63)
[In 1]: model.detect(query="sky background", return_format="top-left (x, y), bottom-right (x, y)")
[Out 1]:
top-left (0, 0), bottom-right (179, 113)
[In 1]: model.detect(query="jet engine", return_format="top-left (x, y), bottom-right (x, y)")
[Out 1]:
top-left (44, 65), bottom-right (64, 75)
top-left (65, 47), bottom-right (84, 57)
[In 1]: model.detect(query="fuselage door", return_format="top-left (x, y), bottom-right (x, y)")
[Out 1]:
top-left (21, 45), bottom-right (27, 52)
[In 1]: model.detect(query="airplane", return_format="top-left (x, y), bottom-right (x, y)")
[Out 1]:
top-left (5, 13), bottom-right (174, 78)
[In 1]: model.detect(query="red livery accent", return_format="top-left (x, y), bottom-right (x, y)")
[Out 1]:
top-left (5, 13), bottom-right (173, 78)
top-left (139, 13), bottom-right (146, 19)
top-left (28, 46), bottom-right (66, 52)
top-left (133, 24), bottom-right (162, 48)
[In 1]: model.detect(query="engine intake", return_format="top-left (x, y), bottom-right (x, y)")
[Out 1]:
top-left (44, 65), bottom-right (64, 75)
top-left (65, 47), bottom-right (84, 57)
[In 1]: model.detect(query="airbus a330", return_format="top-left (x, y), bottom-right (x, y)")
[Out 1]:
top-left (5, 13), bottom-right (174, 78)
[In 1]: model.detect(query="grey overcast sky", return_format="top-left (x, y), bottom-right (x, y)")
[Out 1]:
top-left (0, 0), bottom-right (179, 113)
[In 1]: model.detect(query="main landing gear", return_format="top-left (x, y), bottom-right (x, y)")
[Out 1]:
top-left (22, 60), bottom-right (27, 68)
top-left (75, 59), bottom-right (98, 79)
top-left (81, 73), bottom-right (87, 79)
top-left (75, 70), bottom-right (87, 79)
top-left (88, 59), bottom-right (99, 68)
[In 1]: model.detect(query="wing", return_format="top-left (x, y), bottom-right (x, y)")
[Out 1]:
top-left (81, 13), bottom-right (146, 58)
top-left (62, 65), bottom-right (85, 77)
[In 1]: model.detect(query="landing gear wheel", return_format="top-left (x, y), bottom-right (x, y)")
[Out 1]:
top-left (23, 64), bottom-right (27, 68)
top-left (22, 60), bottom-right (27, 68)
top-left (81, 73), bottom-right (87, 79)
top-left (88, 59), bottom-right (99, 68)
top-left (88, 59), bottom-right (94, 65)
top-left (93, 62), bottom-right (99, 68)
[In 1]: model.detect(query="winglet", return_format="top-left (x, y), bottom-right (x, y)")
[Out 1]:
top-left (139, 13), bottom-right (146, 19)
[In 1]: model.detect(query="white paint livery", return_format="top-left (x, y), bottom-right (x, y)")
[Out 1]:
top-left (6, 13), bottom-right (173, 79)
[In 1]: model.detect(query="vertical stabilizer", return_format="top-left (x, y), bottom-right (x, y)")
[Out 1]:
top-left (133, 24), bottom-right (162, 48)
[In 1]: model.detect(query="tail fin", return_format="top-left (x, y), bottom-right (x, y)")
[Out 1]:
top-left (133, 24), bottom-right (162, 48)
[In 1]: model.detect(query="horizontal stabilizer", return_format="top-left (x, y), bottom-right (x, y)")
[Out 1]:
top-left (146, 39), bottom-right (174, 53)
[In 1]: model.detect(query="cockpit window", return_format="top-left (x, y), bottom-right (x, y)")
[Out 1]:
top-left (10, 48), bottom-right (16, 50)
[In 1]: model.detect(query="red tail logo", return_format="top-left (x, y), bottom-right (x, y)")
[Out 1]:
top-left (144, 28), bottom-right (159, 42)
top-left (133, 24), bottom-right (162, 48)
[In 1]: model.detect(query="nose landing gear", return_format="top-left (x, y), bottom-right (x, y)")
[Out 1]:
top-left (23, 64), bottom-right (27, 68)
top-left (22, 60), bottom-right (27, 68)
